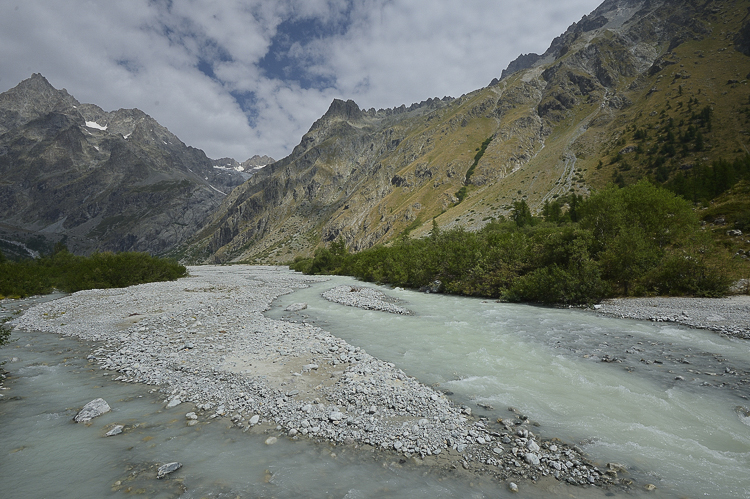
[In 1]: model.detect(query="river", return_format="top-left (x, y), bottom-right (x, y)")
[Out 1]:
top-left (2, 272), bottom-right (749, 498)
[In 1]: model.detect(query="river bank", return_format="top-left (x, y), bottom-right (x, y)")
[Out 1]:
top-left (594, 295), bottom-right (750, 339)
top-left (6, 266), bottom-right (617, 493)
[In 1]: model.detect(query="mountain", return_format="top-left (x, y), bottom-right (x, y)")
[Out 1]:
top-left (210, 154), bottom-right (275, 176)
top-left (0, 74), bottom-right (248, 256)
top-left (184, 0), bottom-right (750, 264)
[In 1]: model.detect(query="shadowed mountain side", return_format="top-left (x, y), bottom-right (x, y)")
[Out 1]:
top-left (0, 74), bottom-right (249, 255)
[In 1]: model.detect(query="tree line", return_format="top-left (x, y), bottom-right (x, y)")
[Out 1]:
top-left (0, 247), bottom-right (187, 299)
top-left (291, 181), bottom-right (732, 305)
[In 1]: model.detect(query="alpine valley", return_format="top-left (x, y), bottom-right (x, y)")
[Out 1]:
top-left (2, 0), bottom-right (749, 264)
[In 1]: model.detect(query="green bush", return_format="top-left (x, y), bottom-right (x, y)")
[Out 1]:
top-left (0, 249), bottom-right (187, 298)
top-left (291, 181), bottom-right (733, 304)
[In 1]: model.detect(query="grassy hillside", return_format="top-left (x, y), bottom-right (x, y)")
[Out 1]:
top-left (184, 0), bottom-right (750, 279)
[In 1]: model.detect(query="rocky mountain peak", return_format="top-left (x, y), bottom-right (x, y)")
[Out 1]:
top-left (242, 154), bottom-right (275, 168)
top-left (307, 99), bottom-right (364, 133)
top-left (0, 73), bottom-right (80, 133)
top-left (324, 99), bottom-right (363, 121)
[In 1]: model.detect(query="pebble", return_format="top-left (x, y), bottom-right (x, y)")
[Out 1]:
top-left (265, 436), bottom-right (278, 445)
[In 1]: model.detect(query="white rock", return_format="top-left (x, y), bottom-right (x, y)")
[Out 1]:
top-left (106, 425), bottom-right (124, 436)
top-left (166, 398), bottom-right (182, 409)
top-left (74, 398), bottom-right (111, 423)
top-left (156, 462), bottom-right (182, 479)
top-left (249, 414), bottom-right (260, 425)
top-left (524, 453), bottom-right (540, 466)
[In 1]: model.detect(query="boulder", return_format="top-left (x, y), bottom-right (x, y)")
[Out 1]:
top-left (156, 462), bottom-right (182, 479)
top-left (74, 398), bottom-right (111, 423)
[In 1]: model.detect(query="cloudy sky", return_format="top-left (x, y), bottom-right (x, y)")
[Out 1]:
top-left (0, 0), bottom-right (603, 161)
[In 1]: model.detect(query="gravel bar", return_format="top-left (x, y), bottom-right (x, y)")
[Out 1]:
top-left (322, 285), bottom-right (412, 315)
top-left (593, 295), bottom-right (750, 339)
top-left (9, 266), bottom-right (617, 488)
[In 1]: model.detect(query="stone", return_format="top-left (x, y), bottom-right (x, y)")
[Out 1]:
top-left (644, 483), bottom-right (657, 491)
top-left (526, 440), bottom-right (540, 452)
top-left (249, 415), bottom-right (260, 425)
top-left (492, 447), bottom-right (504, 455)
top-left (106, 425), bottom-right (124, 436)
top-left (156, 462), bottom-right (182, 479)
top-left (166, 397), bottom-right (182, 409)
top-left (524, 453), bottom-right (540, 466)
top-left (265, 436), bottom-right (278, 445)
top-left (329, 411), bottom-right (344, 421)
top-left (607, 462), bottom-right (627, 473)
top-left (74, 398), bottom-right (111, 423)
top-left (285, 303), bottom-right (308, 312)
top-left (185, 412), bottom-right (198, 420)
top-left (509, 482), bottom-right (519, 492)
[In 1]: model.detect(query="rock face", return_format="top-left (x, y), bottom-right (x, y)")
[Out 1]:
top-left (74, 398), bottom-right (111, 422)
top-left (187, 0), bottom-right (747, 264)
top-left (0, 74), bottom-right (247, 256)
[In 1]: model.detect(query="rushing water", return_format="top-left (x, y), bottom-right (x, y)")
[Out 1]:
top-left (267, 275), bottom-right (750, 499)
top-left (0, 310), bottom-right (528, 499)
top-left (2, 274), bottom-right (749, 499)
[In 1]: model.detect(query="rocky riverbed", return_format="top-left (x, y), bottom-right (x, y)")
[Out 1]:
top-left (7, 266), bottom-right (621, 491)
top-left (593, 296), bottom-right (750, 340)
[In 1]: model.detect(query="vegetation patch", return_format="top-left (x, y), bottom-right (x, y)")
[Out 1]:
top-left (455, 136), bottom-right (493, 203)
top-left (0, 247), bottom-right (187, 298)
top-left (292, 181), bottom-right (736, 305)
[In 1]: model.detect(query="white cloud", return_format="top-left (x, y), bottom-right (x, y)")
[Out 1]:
top-left (0, 0), bottom-right (602, 161)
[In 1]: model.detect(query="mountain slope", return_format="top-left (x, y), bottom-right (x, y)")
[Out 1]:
top-left (0, 74), bottom-right (248, 256)
top-left (185, 0), bottom-right (750, 264)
